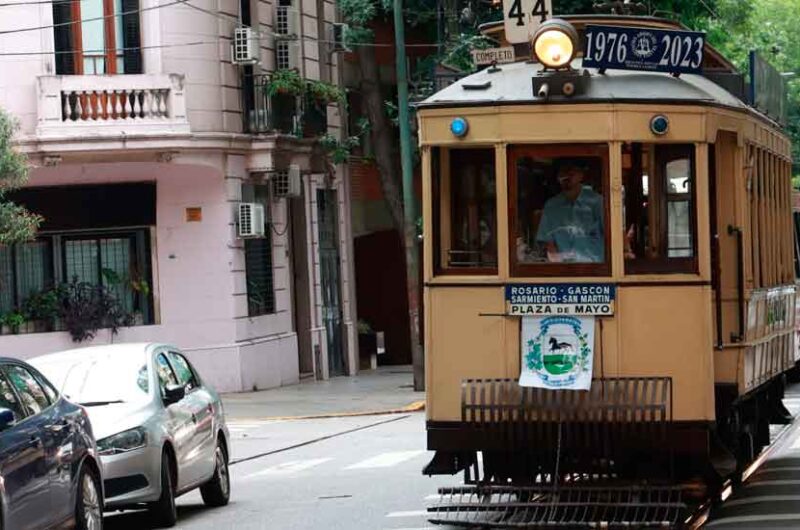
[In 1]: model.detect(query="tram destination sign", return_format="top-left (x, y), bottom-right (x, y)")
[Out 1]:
top-left (582, 25), bottom-right (705, 75)
top-left (505, 283), bottom-right (616, 316)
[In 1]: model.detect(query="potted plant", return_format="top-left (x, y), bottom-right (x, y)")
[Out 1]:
top-left (58, 279), bottom-right (134, 342)
top-left (1, 311), bottom-right (26, 335)
top-left (22, 289), bottom-right (60, 332)
top-left (266, 69), bottom-right (305, 98)
top-left (306, 80), bottom-right (345, 105)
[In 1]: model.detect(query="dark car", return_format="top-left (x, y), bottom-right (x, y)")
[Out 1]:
top-left (0, 357), bottom-right (103, 530)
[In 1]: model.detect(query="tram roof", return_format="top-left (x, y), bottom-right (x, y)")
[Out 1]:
top-left (418, 59), bottom-right (750, 114)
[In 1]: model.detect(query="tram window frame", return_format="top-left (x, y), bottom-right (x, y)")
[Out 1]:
top-left (432, 146), bottom-right (498, 275)
top-left (508, 144), bottom-right (611, 278)
top-left (623, 143), bottom-right (699, 275)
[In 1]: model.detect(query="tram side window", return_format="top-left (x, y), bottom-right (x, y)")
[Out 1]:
top-left (433, 147), bottom-right (497, 273)
top-left (623, 143), bottom-right (697, 274)
top-left (511, 145), bottom-right (609, 274)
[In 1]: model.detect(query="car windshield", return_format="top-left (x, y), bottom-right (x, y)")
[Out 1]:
top-left (32, 352), bottom-right (151, 406)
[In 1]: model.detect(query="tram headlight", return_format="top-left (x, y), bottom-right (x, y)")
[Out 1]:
top-left (532, 19), bottom-right (578, 70)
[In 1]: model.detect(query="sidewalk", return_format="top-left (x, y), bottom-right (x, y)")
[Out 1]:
top-left (221, 365), bottom-right (425, 421)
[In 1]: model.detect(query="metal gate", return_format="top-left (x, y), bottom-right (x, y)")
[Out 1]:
top-left (317, 189), bottom-right (345, 376)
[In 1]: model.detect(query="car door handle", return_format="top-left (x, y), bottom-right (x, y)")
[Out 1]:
top-left (46, 419), bottom-right (69, 433)
top-left (191, 413), bottom-right (198, 424)
top-left (27, 436), bottom-right (42, 449)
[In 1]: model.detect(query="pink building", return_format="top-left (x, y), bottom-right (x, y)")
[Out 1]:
top-left (0, 0), bottom-right (358, 392)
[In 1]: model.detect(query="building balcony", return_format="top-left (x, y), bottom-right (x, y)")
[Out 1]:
top-left (244, 74), bottom-right (328, 138)
top-left (36, 74), bottom-right (191, 140)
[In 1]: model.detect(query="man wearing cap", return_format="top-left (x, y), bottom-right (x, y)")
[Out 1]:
top-left (535, 161), bottom-right (604, 263)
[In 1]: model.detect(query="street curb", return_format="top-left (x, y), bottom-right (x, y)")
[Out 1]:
top-left (226, 400), bottom-right (425, 423)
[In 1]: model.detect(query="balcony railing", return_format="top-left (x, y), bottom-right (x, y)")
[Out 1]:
top-left (244, 74), bottom-right (328, 137)
top-left (36, 74), bottom-right (190, 138)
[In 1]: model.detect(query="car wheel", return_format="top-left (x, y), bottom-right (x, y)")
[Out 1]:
top-left (75, 465), bottom-right (103, 530)
top-left (200, 442), bottom-right (230, 507)
top-left (148, 451), bottom-right (177, 528)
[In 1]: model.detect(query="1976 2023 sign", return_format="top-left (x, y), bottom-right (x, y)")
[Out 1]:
top-left (582, 25), bottom-right (705, 75)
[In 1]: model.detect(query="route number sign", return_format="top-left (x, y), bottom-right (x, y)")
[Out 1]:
top-left (502, 0), bottom-right (552, 44)
top-left (582, 25), bottom-right (705, 75)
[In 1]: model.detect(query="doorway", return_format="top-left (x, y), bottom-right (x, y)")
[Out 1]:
top-left (317, 189), bottom-right (345, 376)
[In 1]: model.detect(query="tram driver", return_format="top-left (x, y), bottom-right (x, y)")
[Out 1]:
top-left (535, 160), bottom-right (604, 263)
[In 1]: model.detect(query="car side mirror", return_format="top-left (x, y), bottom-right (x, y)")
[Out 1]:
top-left (164, 384), bottom-right (186, 405)
top-left (0, 408), bottom-right (16, 431)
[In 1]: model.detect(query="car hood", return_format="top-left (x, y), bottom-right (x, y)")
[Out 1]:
top-left (83, 401), bottom-right (154, 441)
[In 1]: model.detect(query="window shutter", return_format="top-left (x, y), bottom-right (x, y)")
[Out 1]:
top-left (121, 0), bottom-right (142, 74)
top-left (52, 2), bottom-right (75, 75)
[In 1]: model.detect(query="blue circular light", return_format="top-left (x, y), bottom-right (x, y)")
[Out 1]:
top-left (450, 117), bottom-right (469, 138)
top-left (650, 115), bottom-right (669, 136)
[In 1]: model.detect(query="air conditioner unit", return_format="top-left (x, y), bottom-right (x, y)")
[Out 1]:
top-left (238, 202), bottom-right (266, 238)
top-left (331, 23), bottom-right (351, 53)
top-left (232, 26), bottom-right (260, 65)
top-left (272, 165), bottom-right (302, 198)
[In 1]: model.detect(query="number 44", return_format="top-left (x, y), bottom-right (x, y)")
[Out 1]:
top-left (508, 0), bottom-right (549, 27)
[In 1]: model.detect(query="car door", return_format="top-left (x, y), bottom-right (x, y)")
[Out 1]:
top-left (0, 364), bottom-right (56, 530)
top-left (29, 367), bottom-right (75, 526)
top-left (166, 351), bottom-right (216, 485)
top-left (155, 352), bottom-right (195, 492)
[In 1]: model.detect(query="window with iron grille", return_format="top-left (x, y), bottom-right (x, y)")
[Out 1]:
top-left (271, 171), bottom-right (290, 197)
top-left (0, 240), bottom-right (53, 315)
top-left (0, 229), bottom-right (153, 326)
top-left (242, 183), bottom-right (276, 316)
top-left (276, 41), bottom-right (291, 70)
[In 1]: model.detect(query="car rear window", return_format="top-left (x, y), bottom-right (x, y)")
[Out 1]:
top-left (34, 353), bottom-right (151, 406)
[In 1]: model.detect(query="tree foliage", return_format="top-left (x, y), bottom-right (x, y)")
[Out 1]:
top-left (0, 109), bottom-right (40, 245)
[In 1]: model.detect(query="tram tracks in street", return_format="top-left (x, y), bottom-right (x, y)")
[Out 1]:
top-left (684, 396), bottom-right (800, 529)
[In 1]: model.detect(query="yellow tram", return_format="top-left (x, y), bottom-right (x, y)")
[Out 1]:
top-left (417, 15), bottom-right (795, 527)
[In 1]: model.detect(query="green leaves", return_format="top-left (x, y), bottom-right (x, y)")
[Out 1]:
top-left (307, 79), bottom-right (347, 105)
top-left (0, 109), bottom-right (40, 244)
top-left (265, 69), bottom-right (306, 97)
top-left (339, 0), bottom-right (377, 27)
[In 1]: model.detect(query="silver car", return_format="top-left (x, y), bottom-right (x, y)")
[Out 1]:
top-left (30, 343), bottom-right (230, 527)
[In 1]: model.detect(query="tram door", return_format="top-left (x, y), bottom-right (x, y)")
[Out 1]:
top-left (714, 132), bottom-right (742, 346)
top-left (317, 189), bottom-right (345, 376)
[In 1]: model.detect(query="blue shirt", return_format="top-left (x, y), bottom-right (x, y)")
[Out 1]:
top-left (535, 187), bottom-right (604, 263)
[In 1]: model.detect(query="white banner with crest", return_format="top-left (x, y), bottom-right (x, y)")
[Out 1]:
top-left (520, 316), bottom-right (594, 390)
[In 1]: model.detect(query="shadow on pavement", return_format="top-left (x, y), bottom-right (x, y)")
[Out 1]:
top-left (104, 504), bottom-right (218, 529)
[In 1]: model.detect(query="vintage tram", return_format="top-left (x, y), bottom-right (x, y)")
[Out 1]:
top-left (417, 14), bottom-right (795, 527)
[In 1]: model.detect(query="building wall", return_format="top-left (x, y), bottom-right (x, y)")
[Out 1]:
top-left (0, 0), bottom-right (358, 392)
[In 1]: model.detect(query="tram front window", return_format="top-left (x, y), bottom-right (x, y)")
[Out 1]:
top-left (512, 145), bottom-right (608, 272)
top-left (433, 147), bottom-right (497, 273)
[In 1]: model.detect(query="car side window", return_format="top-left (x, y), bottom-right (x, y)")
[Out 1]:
top-left (167, 352), bottom-right (198, 391)
top-left (5, 365), bottom-right (51, 416)
top-left (155, 354), bottom-right (179, 400)
top-left (31, 370), bottom-right (58, 404)
top-left (0, 369), bottom-right (26, 422)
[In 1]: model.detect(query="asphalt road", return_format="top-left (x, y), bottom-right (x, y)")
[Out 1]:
top-left (104, 412), bottom-right (455, 530)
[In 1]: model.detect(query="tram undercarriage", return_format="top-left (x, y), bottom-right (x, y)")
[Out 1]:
top-left (422, 376), bottom-right (793, 528)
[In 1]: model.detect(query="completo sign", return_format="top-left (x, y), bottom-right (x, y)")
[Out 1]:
top-left (472, 47), bottom-right (515, 66)
top-left (582, 25), bottom-right (705, 75)
top-left (505, 283), bottom-right (616, 316)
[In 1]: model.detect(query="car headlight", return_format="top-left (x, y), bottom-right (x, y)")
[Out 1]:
top-left (97, 427), bottom-right (147, 456)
